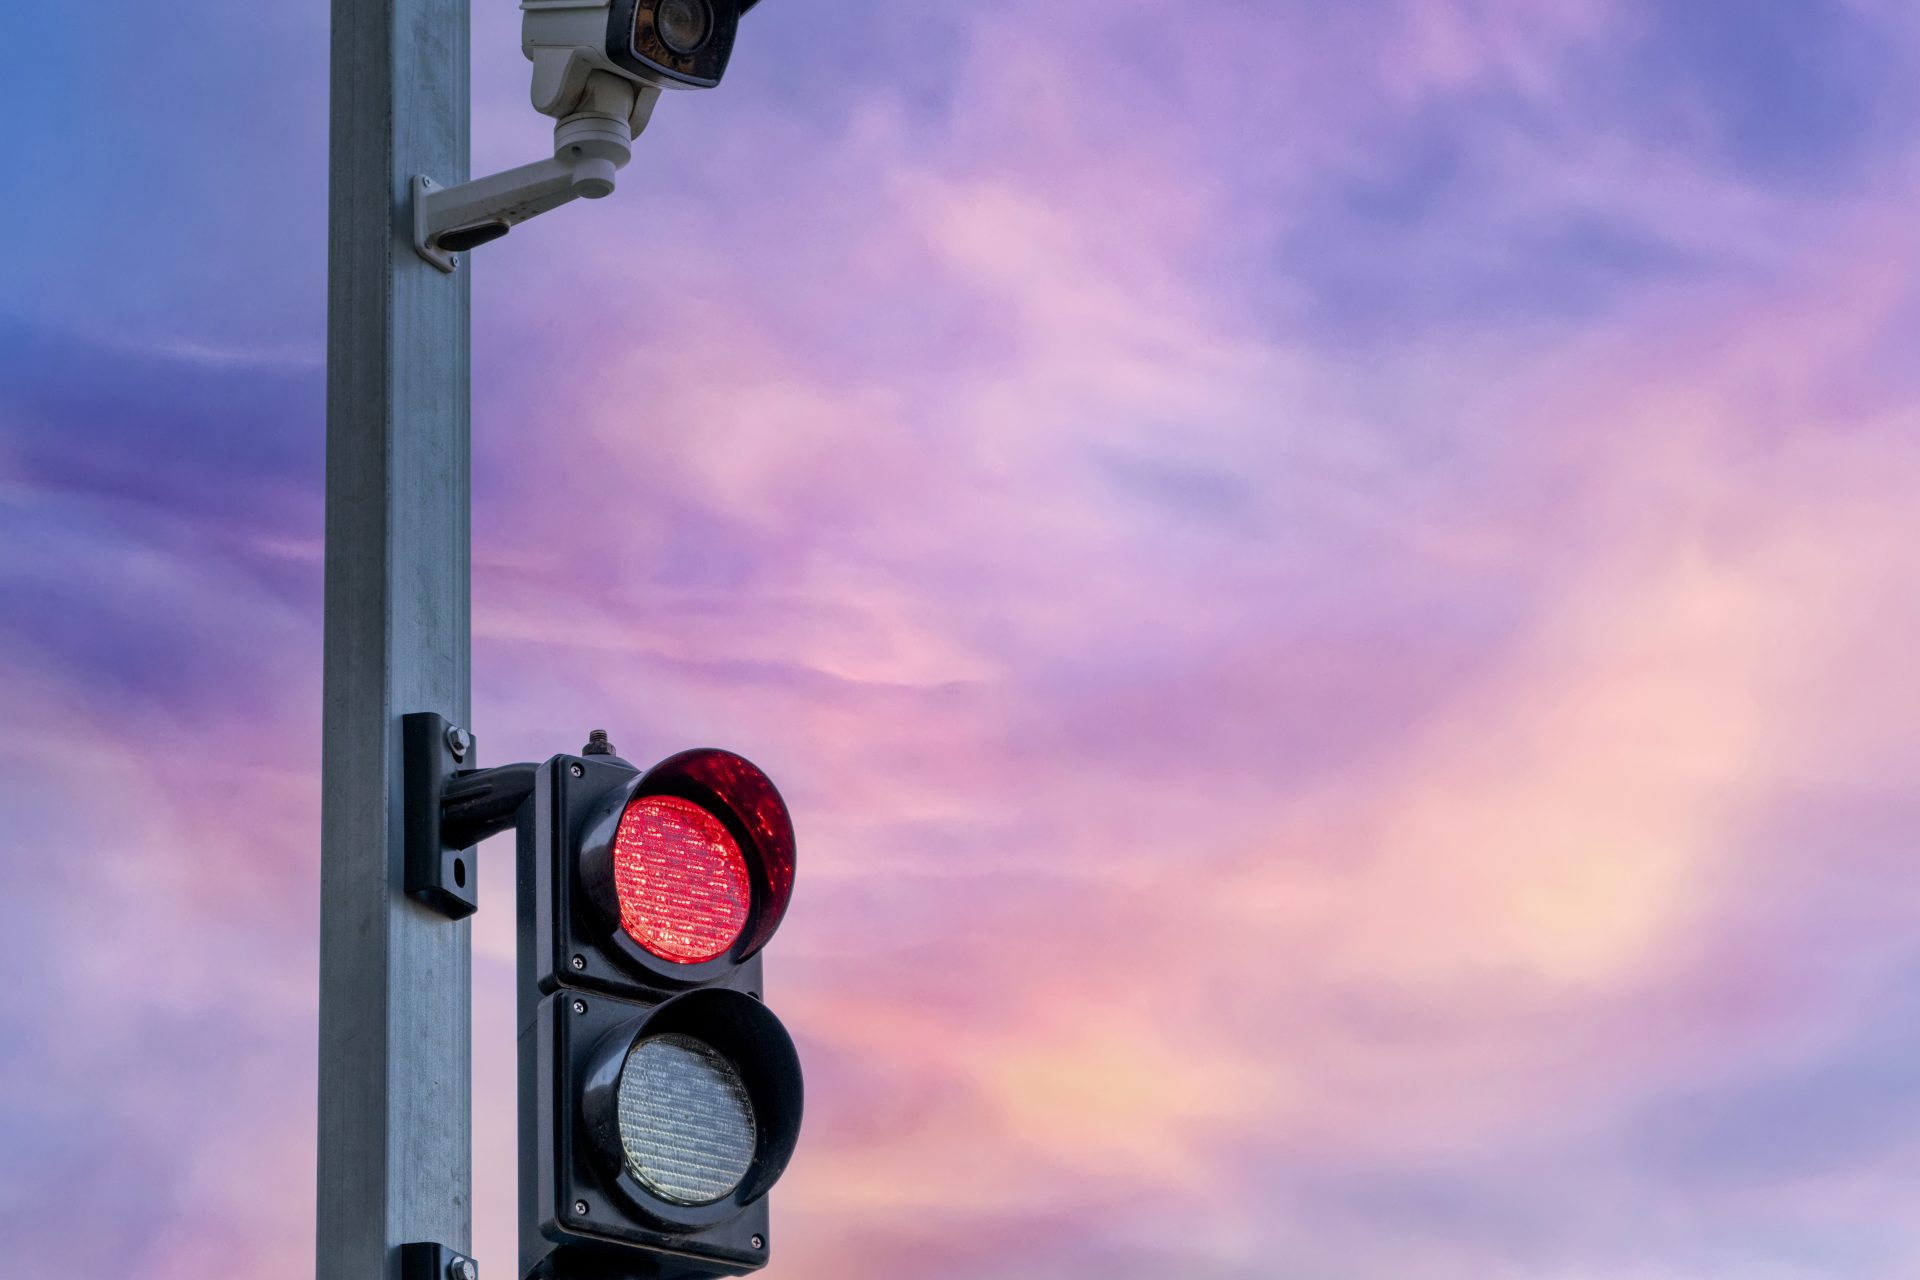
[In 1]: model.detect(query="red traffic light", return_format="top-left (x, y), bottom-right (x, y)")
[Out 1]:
top-left (526, 740), bottom-right (802, 1277)
top-left (613, 795), bottom-right (752, 964)
top-left (581, 749), bottom-right (796, 980)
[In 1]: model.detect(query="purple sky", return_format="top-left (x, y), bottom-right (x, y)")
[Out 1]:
top-left (6, 2), bottom-right (1920, 1277)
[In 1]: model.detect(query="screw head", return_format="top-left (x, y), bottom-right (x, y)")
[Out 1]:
top-left (751, 1235), bottom-right (765, 1250)
top-left (448, 1258), bottom-right (478, 1280)
top-left (569, 763), bottom-right (585, 778)
top-left (571, 955), bottom-right (586, 971)
top-left (445, 725), bottom-right (472, 761)
top-left (574, 1200), bottom-right (590, 1216)
top-left (572, 999), bottom-right (587, 1015)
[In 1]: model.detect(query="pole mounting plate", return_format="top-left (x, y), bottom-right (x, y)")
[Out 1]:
top-left (401, 1241), bottom-right (477, 1280)
top-left (403, 712), bottom-right (479, 919)
top-left (413, 176), bottom-right (460, 274)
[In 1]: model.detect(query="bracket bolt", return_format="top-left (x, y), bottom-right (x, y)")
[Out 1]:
top-left (583, 729), bottom-right (615, 756)
top-left (445, 725), bottom-right (472, 761)
top-left (448, 1258), bottom-right (478, 1280)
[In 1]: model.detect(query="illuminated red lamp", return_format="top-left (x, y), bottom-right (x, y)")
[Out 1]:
top-left (582, 749), bottom-right (796, 977)
top-left (612, 795), bottom-right (751, 964)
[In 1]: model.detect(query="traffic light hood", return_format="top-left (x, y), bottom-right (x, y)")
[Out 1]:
top-left (578, 748), bottom-right (797, 982)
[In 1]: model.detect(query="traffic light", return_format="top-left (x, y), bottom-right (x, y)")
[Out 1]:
top-left (518, 734), bottom-right (803, 1279)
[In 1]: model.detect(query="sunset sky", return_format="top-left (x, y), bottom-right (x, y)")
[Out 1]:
top-left (6, 1), bottom-right (1920, 1277)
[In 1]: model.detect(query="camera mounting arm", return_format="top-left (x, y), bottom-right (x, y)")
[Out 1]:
top-left (413, 71), bottom-right (660, 272)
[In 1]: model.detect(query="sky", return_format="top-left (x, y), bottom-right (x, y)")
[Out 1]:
top-left (4, 1), bottom-right (1920, 1277)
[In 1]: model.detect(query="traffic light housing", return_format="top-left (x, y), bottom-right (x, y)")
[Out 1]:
top-left (518, 742), bottom-right (803, 1279)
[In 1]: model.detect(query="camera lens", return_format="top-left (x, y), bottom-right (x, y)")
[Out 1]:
top-left (654, 0), bottom-right (713, 55)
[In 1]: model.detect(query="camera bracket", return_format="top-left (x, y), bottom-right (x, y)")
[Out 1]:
top-left (413, 72), bottom-right (660, 272)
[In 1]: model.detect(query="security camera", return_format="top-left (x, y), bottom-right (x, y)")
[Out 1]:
top-left (412, 0), bottom-right (764, 271)
top-left (525, 0), bottom-right (765, 106)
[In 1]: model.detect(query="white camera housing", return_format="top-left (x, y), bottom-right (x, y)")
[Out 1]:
top-left (525, 0), bottom-right (759, 107)
top-left (412, 0), bottom-right (758, 271)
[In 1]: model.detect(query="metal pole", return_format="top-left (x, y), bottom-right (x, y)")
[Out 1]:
top-left (317, 0), bottom-right (472, 1274)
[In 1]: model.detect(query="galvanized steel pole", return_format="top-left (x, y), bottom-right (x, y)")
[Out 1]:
top-left (317, 0), bottom-right (473, 1275)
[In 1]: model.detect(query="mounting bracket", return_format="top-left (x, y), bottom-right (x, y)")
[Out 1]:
top-left (400, 1241), bottom-right (478, 1280)
top-left (412, 72), bottom-right (660, 272)
top-left (402, 712), bottom-right (538, 920)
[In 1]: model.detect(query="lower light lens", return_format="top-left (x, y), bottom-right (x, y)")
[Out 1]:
top-left (613, 795), bottom-right (751, 964)
top-left (618, 1034), bottom-right (758, 1205)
